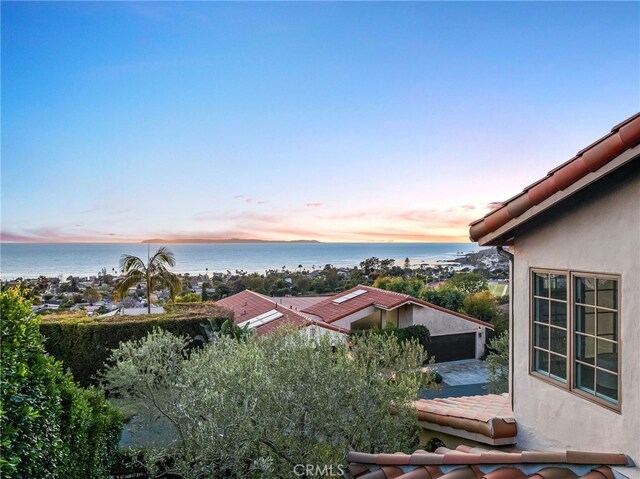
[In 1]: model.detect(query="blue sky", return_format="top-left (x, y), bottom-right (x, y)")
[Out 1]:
top-left (2, 2), bottom-right (638, 243)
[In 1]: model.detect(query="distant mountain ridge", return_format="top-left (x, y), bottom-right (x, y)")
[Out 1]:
top-left (141, 238), bottom-right (322, 244)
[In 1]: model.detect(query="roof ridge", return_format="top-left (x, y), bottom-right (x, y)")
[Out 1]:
top-left (359, 284), bottom-right (412, 299)
top-left (244, 289), bottom-right (278, 307)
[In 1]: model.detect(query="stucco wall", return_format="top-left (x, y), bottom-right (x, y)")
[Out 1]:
top-left (410, 306), bottom-right (486, 358)
top-left (411, 306), bottom-right (481, 336)
top-left (332, 306), bottom-right (379, 330)
top-left (511, 163), bottom-right (640, 477)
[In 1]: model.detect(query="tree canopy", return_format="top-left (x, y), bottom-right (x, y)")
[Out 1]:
top-left (103, 328), bottom-right (434, 478)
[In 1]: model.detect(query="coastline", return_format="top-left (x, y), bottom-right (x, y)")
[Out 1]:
top-left (0, 242), bottom-right (482, 280)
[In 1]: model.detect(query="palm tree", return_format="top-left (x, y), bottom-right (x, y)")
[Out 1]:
top-left (115, 246), bottom-right (181, 314)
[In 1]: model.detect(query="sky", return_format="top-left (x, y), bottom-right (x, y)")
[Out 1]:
top-left (2, 1), bottom-right (639, 243)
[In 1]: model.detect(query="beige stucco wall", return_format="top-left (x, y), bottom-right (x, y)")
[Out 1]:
top-left (511, 164), bottom-right (640, 478)
top-left (332, 306), bottom-right (380, 330)
top-left (410, 305), bottom-right (487, 358)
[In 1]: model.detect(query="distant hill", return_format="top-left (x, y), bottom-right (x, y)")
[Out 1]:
top-left (141, 238), bottom-right (322, 244)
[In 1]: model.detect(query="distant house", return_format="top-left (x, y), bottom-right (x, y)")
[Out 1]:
top-left (218, 285), bottom-right (493, 361)
top-left (216, 290), bottom-right (350, 343)
top-left (344, 114), bottom-right (640, 479)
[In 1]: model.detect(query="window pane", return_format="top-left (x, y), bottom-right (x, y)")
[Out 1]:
top-left (534, 348), bottom-right (549, 374)
top-left (575, 334), bottom-right (595, 364)
top-left (596, 340), bottom-right (618, 373)
top-left (550, 274), bottom-right (567, 300)
top-left (575, 306), bottom-right (595, 334)
top-left (550, 327), bottom-right (566, 355)
top-left (550, 354), bottom-right (567, 381)
top-left (534, 273), bottom-right (549, 297)
top-left (535, 324), bottom-right (549, 350)
top-left (597, 311), bottom-right (617, 341)
top-left (550, 301), bottom-right (566, 328)
top-left (576, 363), bottom-right (595, 394)
top-left (596, 369), bottom-right (618, 403)
top-left (535, 298), bottom-right (549, 323)
top-left (596, 279), bottom-right (617, 309)
top-left (575, 277), bottom-right (596, 305)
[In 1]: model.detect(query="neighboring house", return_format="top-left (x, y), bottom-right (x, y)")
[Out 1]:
top-left (344, 114), bottom-right (640, 479)
top-left (301, 285), bottom-right (493, 361)
top-left (218, 285), bottom-right (494, 361)
top-left (216, 289), bottom-right (350, 342)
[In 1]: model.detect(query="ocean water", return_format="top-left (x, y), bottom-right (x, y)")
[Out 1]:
top-left (0, 242), bottom-right (481, 280)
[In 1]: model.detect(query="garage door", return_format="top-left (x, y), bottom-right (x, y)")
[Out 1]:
top-left (426, 333), bottom-right (476, 362)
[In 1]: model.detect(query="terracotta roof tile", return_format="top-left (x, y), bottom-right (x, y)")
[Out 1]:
top-left (301, 285), bottom-right (493, 328)
top-left (216, 290), bottom-right (350, 336)
top-left (344, 446), bottom-right (633, 479)
top-left (414, 394), bottom-right (516, 442)
top-left (469, 113), bottom-right (640, 244)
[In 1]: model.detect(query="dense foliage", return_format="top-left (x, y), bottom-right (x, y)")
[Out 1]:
top-left (40, 303), bottom-right (233, 386)
top-left (357, 324), bottom-right (431, 354)
top-left (0, 289), bottom-right (123, 478)
top-left (103, 328), bottom-right (434, 478)
top-left (485, 332), bottom-right (509, 394)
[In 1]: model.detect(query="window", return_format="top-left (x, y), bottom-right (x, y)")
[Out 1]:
top-left (531, 270), bottom-right (620, 409)
top-left (532, 272), bottom-right (568, 382)
top-left (574, 275), bottom-right (619, 404)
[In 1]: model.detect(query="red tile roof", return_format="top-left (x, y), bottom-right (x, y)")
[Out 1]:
top-left (414, 394), bottom-right (516, 445)
top-left (301, 285), bottom-right (494, 329)
top-left (216, 290), bottom-right (350, 335)
top-left (345, 445), bottom-right (633, 479)
top-left (469, 113), bottom-right (640, 244)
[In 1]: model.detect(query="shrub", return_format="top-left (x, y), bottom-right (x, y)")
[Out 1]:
top-left (355, 325), bottom-right (431, 354)
top-left (103, 328), bottom-right (435, 478)
top-left (0, 288), bottom-right (123, 479)
top-left (39, 303), bottom-right (233, 386)
top-left (394, 325), bottom-right (431, 351)
top-left (485, 332), bottom-right (509, 394)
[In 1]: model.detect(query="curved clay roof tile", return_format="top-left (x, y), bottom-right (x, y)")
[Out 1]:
top-left (469, 113), bottom-right (640, 243)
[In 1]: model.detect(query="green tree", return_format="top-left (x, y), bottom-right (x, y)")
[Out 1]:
top-left (446, 272), bottom-right (489, 296)
top-left (420, 287), bottom-right (465, 312)
top-left (83, 287), bottom-right (101, 305)
top-left (373, 276), bottom-right (425, 297)
top-left (485, 332), bottom-right (509, 394)
top-left (115, 246), bottom-right (181, 314)
top-left (103, 328), bottom-right (434, 478)
top-left (462, 291), bottom-right (506, 326)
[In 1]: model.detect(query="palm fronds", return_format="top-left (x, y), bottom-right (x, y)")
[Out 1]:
top-left (115, 247), bottom-right (181, 311)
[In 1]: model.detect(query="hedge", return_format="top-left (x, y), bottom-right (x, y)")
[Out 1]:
top-left (39, 303), bottom-right (233, 386)
top-left (0, 288), bottom-right (123, 479)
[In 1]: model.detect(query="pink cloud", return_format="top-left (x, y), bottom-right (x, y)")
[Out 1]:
top-left (305, 203), bottom-right (323, 208)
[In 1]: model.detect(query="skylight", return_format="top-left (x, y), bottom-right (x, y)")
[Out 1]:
top-left (237, 309), bottom-right (284, 330)
top-left (332, 289), bottom-right (367, 304)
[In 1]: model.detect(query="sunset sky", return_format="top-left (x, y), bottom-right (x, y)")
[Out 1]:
top-left (2, 2), bottom-right (638, 243)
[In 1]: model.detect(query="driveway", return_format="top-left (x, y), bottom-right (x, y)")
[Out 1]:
top-left (421, 359), bottom-right (489, 399)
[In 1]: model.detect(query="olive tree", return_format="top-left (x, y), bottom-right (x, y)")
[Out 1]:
top-left (103, 328), bottom-right (433, 478)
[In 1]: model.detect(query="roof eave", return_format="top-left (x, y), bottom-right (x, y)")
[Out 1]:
top-left (473, 146), bottom-right (640, 246)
